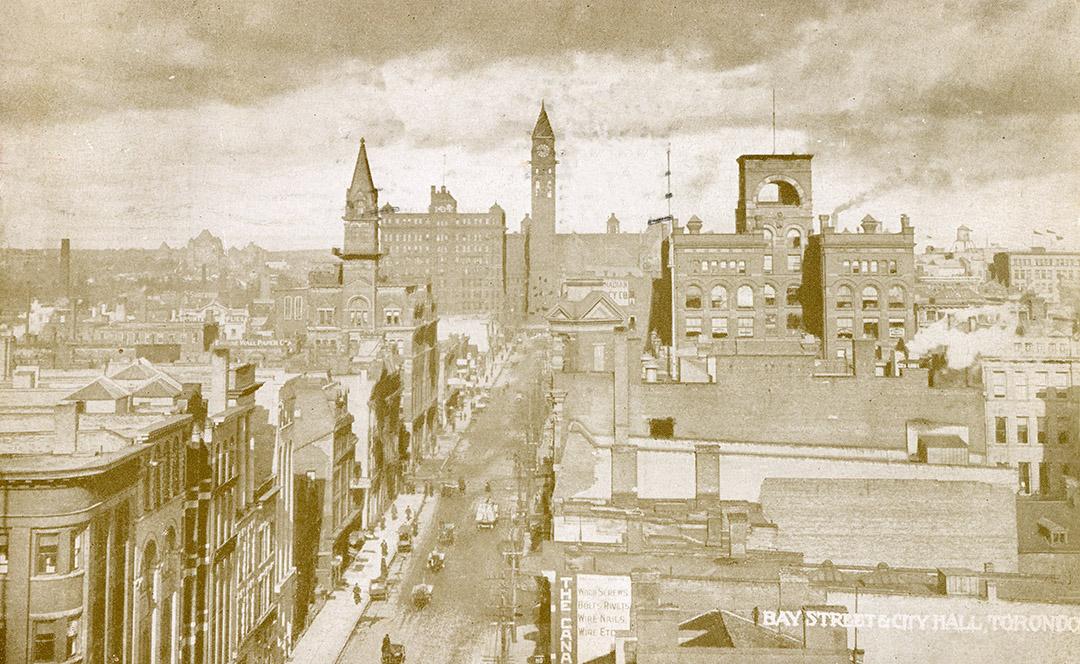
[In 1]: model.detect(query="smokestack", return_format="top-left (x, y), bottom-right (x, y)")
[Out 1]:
top-left (818, 214), bottom-right (831, 230)
top-left (60, 238), bottom-right (71, 296)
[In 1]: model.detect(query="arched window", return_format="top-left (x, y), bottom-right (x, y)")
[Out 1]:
top-left (763, 284), bottom-right (777, 306)
top-left (710, 286), bottom-right (728, 309)
top-left (785, 228), bottom-right (803, 249)
top-left (861, 286), bottom-right (879, 310)
top-left (757, 180), bottom-right (801, 205)
top-left (836, 285), bottom-right (853, 309)
top-left (347, 297), bottom-right (370, 327)
top-left (888, 285), bottom-right (905, 309)
top-left (736, 285), bottom-right (754, 309)
top-left (685, 285), bottom-right (702, 310)
top-left (762, 227), bottom-right (775, 244)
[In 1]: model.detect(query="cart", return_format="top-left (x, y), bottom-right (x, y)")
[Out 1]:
top-left (475, 498), bottom-right (498, 529)
top-left (427, 550), bottom-right (445, 573)
top-left (397, 529), bottom-right (413, 553)
top-left (437, 522), bottom-right (456, 546)
top-left (411, 583), bottom-right (433, 609)
top-left (381, 641), bottom-right (405, 664)
top-left (440, 482), bottom-right (458, 497)
top-left (369, 576), bottom-right (388, 601)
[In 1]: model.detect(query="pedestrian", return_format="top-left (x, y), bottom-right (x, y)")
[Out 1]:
top-left (391, 503), bottom-right (398, 521)
top-left (353, 584), bottom-right (362, 605)
top-left (381, 540), bottom-right (388, 558)
top-left (405, 505), bottom-right (413, 521)
top-left (382, 634), bottom-right (391, 656)
top-left (458, 477), bottom-right (466, 494)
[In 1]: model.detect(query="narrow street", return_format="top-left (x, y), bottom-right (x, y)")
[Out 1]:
top-left (338, 341), bottom-right (545, 664)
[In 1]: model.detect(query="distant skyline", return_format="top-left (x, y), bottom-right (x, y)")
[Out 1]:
top-left (2, 1), bottom-right (1078, 251)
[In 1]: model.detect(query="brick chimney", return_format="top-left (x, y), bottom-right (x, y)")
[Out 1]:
top-left (55, 401), bottom-right (83, 453)
top-left (208, 347), bottom-right (230, 415)
top-left (1, 335), bottom-right (14, 381)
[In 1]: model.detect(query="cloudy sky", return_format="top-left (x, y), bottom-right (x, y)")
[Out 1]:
top-left (1, 0), bottom-right (1077, 251)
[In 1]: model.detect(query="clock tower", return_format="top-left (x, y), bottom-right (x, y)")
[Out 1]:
top-left (527, 102), bottom-right (558, 315)
top-left (531, 101), bottom-right (556, 235)
top-left (338, 137), bottom-right (382, 333)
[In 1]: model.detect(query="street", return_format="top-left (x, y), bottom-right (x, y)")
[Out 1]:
top-left (338, 342), bottom-right (544, 664)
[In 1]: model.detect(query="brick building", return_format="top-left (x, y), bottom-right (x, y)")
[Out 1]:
top-left (802, 213), bottom-right (917, 364)
top-left (379, 186), bottom-right (506, 316)
top-left (0, 392), bottom-right (193, 664)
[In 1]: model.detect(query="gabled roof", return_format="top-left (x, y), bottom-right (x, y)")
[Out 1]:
top-left (65, 376), bottom-right (130, 402)
top-left (109, 359), bottom-right (160, 381)
top-left (132, 376), bottom-right (183, 399)
top-left (545, 290), bottom-right (627, 323)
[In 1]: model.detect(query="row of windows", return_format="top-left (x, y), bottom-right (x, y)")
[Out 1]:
top-left (1012, 257), bottom-right (1080, 267)
top-left (835, 285), bottom-right (906, 310)
top-left (762, 227), bottom-right (804, 248)
top-left (994, 415), bottom-right (1073, 445)
top-left (385, 217), bottom-right (499, 227)
top-left (1014, 269), bottom-right (1080, 281)
top-left (0, 528), bottom-right (85, 577)
top-left (841, 259), bottom-right (899, 275)
top-left (685, 284), bottom-right (800, 310)
top-left (836, 318), bottom-right (906, 339)
top-left (689, 255), bottom-right (802, 275)
top-left (989, 370), bottom-right (1071, 399)
top-left (685, 314), bottom-right (802, 338)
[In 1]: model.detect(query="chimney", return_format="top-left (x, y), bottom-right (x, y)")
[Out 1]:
top-left (686, 216), bottom-right (703, 235)
top-left (613, 326), bottom-right (629, 444)
top-left (208, 347), bottom-right (230, 415)
top-left (900, 214), bottom-right (911, 230)
top-left (852, 339), bottom-right (877, 377)
top-left (60, 238), bottom-right (71, 297)
top-left (1, 335), bottom-right (14, 381)
top-left (55, 401), bottom-right (83, 453)
top-left (818, 214), bottom-right (831, 229)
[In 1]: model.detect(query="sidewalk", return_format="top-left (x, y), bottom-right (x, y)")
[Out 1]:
top-left (288, 491), bottom-right (432, 663)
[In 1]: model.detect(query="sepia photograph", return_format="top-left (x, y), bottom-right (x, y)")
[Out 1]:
top-left (1, 1), bottom-right (1079, 663)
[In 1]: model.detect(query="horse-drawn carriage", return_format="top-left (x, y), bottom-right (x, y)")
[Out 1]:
top-left (381, 636), bottom-right (404, 664)
top-left (411, 583), bottom-right (433, 609)
top-left (427, 549), bottom-right (445, 573)
top-left (437, 522), bottom-right (456, 546)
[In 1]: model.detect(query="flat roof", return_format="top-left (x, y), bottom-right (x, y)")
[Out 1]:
top-left (738, 154), bottom-right (814, 161)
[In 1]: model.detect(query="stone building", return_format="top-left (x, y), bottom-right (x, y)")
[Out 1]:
top-left (379, 185), bottom-right (506, 316)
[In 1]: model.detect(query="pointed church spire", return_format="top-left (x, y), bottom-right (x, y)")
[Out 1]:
top-left (532, 101), bottom-right (554, 139)
top-left (346, 137), bottom-right (378, 215)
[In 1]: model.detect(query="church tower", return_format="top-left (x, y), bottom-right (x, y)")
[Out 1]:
top-left (337, 137), bottom-right (382, 333)
top-left (527, 102), bottom-right (558, 315)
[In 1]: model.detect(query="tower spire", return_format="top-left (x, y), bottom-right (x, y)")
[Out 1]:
top-left (346, 137), bottom-right (378, 214)
top-left (532, 101), bottom-right (554, 139)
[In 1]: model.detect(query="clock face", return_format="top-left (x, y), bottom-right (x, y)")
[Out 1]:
top-left (535, 143), bottom-right (551, 158)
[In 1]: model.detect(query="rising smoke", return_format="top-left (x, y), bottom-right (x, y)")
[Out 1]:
top-left (906, 304), bottom-right (1019, 370)
top-left (830, 165), bottom-right (953, 227)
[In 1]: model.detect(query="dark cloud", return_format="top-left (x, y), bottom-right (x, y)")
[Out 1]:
top-left (1, 0), bottom-right (829, 125)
